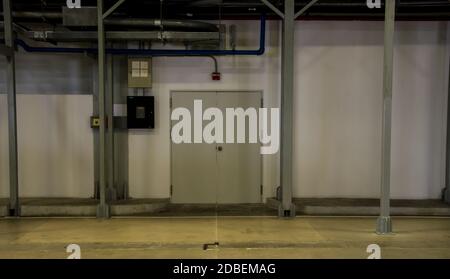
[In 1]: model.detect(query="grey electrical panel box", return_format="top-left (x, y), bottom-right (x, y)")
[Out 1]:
top-left (128, 58), bottom-right (152, 88)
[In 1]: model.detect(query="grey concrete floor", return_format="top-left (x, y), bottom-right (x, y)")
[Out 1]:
top-left (0, 217), bottom-right (449, 259)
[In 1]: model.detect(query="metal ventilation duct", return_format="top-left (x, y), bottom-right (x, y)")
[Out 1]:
top-left (4, 9), bottom-right (219, 32)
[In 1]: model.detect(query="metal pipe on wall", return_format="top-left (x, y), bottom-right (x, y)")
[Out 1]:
top-left (92, 59), bottom-right (101, 200)
top-left (106, 51), bottom-right (116, 202)
top-left (96, 0), bottom-right (110, 218)
top-left (2, 0), bottom-right (20, 216)
top-left (5, 11), bottom-right (219, 32)
top-left (9, 11), bottom-right (62, 20)
top-left (104, 19), bottom-right (219, 32)
top-left (377, 0), bottom-right (396, 234)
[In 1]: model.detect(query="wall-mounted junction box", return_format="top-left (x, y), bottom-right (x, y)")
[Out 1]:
top-left (128, 58), bottom-right (152, 88)
top-left (90, 116), bottom-right (101, 129)
top-left (127, 96), bottom-right (155, 129)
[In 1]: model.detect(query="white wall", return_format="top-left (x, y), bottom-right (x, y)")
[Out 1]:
top-left (0, 20), bottom-right (448, 200)
top-left (293, 21), bottom-right (448, 199)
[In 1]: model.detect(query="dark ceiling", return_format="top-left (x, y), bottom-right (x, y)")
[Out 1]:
top-left (3, 0), bottom-right (450, 20)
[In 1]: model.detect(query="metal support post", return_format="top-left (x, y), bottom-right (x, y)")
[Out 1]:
top-left (96, 0), bottom-right (110, 218)
top-left (3, 0), bottom-right (19, 216)
top-left (377, 0), bottom-right (396, 234)
top-left (279, 0), bottom-right (296, 217)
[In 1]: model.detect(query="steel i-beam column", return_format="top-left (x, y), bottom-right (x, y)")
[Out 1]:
top-left (3, 0), bottom-right (19, 216)
top-left (279, 0), bottom-right (296, 217)
top-left (97, 0), bottom-right (110, 218)
top-left (377, 0), bottom-right (396, 234)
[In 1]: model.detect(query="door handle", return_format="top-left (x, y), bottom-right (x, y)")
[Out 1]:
top-left (217, 146), bottom-right (223, 152)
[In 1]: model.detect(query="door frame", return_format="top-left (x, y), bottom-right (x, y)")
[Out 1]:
top-left (169, 90), bottom-right (264, 204)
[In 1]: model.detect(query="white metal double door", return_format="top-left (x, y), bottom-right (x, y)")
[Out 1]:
top-left (171, 91), bottom-right (262, 204)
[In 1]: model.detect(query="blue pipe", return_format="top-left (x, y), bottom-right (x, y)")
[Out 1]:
top-left (15, 15), bottom-right (265, 56)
